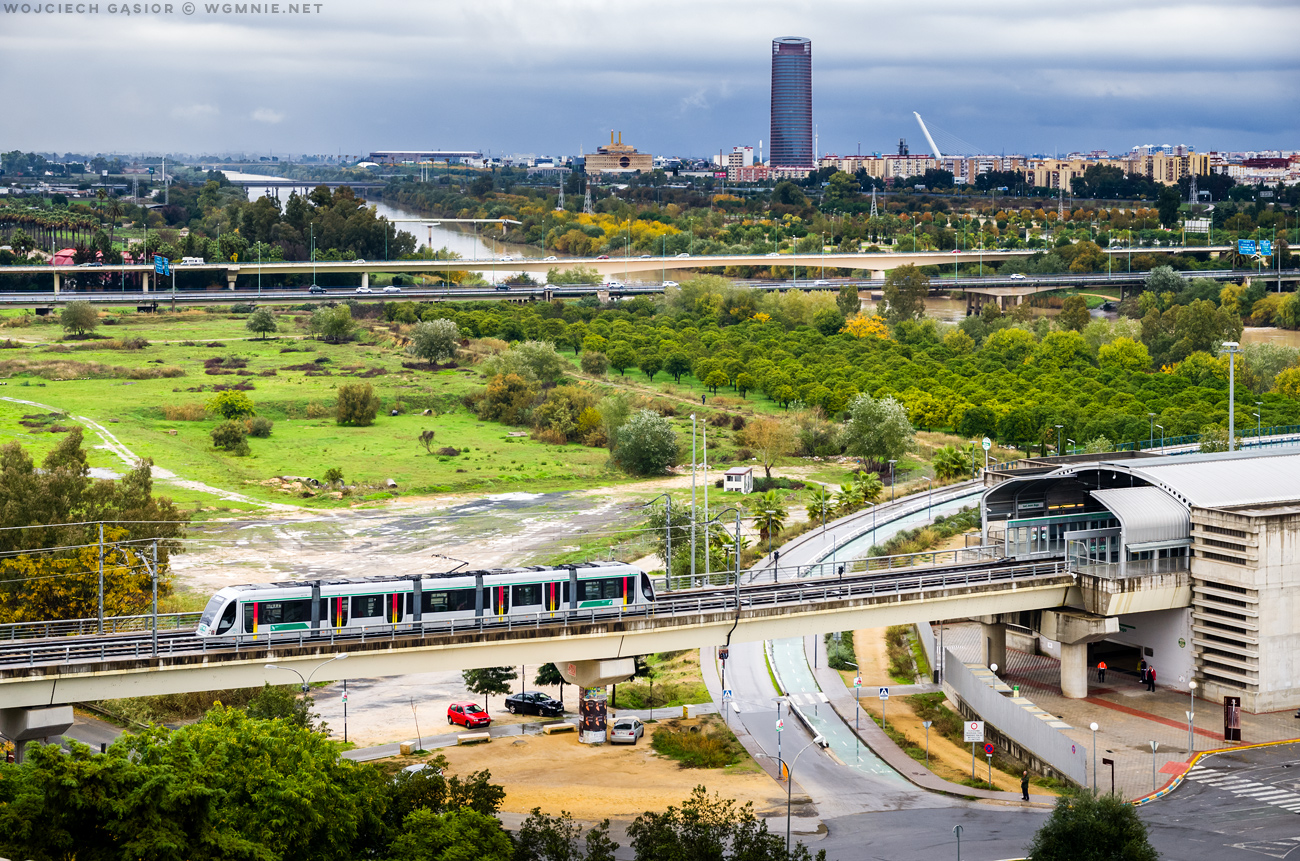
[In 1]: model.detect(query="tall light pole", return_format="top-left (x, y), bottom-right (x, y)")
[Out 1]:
top-left (645, 493), bottom-right (673, 589)
top-left (1148, 412), bottom-right (1156, 448)
top-left (1055, 424), bottom-right (1064, 456)
top-left (764, 735), bottom-right (828, 857)
top-left (1089, 721), bottom-right (1099, 795)
top-left (888, 459), bottom-right (897, 502)
top-left (1223, 341), bottom-right (1241, 451)
top-left (265, 652), bottom-right (351, 693)
top-left (690, 414), bottom-right (697, 588)
top-left (708, 506), bottom-right (744, 711)
top-left (1155, 425), bottom-right (1164, 454)
top-left (1150, 740), bottom-right (1160, 792)
top-left (1188, 678), bottom-right (1198, 755)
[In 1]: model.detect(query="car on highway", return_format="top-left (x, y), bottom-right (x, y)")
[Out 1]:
top-left (494, 284), bottom-right (510, 291)
top-left (382, 285), bottom-right (402, 294)
top-left (355, 285), bottom-right (373, 294)
top-left (504, 691), bottom-right (563, 717)
top-left (1009, 273), bottom-right (1026, 280)
top-left (308, 284), bottom-right (325, 294)
top-left (639, 254), bottom-right (651, 259)
top-left (354, 259), bottom-right (366, 264)
top-left (609, 716), bottom-right (644, 745)
top-left (447, 702), bottom-right (492, 728)
top-left (596, 255), bottom-right (610, 260)
top-left (766, 252), bottom-right (781, 257)
top-left (812, 279), bottom-right (830, 286)
top-left (662, 280), bottom-right (678, 288)
top-left (544, 256), bottom-right (558, 262)
top-left (675, 252), bottom-right (690, 258)
top-left (605, 279), bottom-right (624, 289)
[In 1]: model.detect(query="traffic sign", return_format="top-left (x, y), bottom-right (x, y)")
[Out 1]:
top-left (775, 718), bottom-right (784, 732)
top-left (1260, 240), bottom-right (1273, 256)
top-left (719, 648), bottom-right (729, 661)
top-left (853, 677), bottom-right (862, 688)
top-left (878, 687), bottom-right (890, 700)
top-left (722, 689), bottom-right (733, 701)
top-left (153, 255), bottom-right (170, 276)
top-left (964, 721), bottom-right (985, 742)
top-left (341, 692), bottom-right (348, 703)
top-left (982, 437), bottom-right (992, 451)
top-left (1238, 239), bottom-right (1257, 255)
top-left (983, 742), bottom-right (995, 755)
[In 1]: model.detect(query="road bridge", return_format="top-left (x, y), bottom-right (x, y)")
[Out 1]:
top-left (0, 245), bottom-right (1239, 295)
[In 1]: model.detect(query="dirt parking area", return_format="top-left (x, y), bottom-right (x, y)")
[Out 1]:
top-left (395, 720), bottom-right (785, 821)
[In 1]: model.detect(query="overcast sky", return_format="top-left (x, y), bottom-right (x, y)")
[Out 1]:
top-left (3, 0), bottom-right (1297, 159)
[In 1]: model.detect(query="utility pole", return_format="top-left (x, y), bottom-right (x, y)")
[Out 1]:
top-left (556, 184), bottom-right (565, 212)
top-left (97, 522), bottom-right (104, 634)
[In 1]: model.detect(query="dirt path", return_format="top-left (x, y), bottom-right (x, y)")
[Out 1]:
top-left (403, 720), bottom-right (785, 820)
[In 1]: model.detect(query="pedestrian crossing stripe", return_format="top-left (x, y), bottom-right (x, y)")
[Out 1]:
top-left (1185, 771), bottom-right (1300, 814)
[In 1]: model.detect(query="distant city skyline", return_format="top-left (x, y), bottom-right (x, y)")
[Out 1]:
top-left (1, 0), bottom-right (1297, 157)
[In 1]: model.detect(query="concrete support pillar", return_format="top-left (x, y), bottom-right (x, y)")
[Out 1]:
top-left (361, 271), bottom-right (369, 290)
top-left (1060, 642), bottom-right (1089, 699)
top-left (0, 706), bottom-right (73, 763)
top-left (227, 272), bottom-right (238, 291)
top-left (982, 622), bottom-right (1007, 670)
top-left (143, 270), bottom-right (151, 293)
top-left (52, 272), bottom-right (60, 295)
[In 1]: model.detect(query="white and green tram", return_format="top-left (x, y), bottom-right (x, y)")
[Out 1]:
top-left (195, 562), bottom-right (654, 638)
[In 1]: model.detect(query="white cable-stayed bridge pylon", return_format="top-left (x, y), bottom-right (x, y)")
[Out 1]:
top-left (912, 112), bottom-right (988, 159)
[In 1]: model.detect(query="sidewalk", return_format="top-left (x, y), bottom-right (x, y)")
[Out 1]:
top-left (943, 622), bottom-right (1300, 799)
top-left (804, 636), bottom-right (1054, 808)
top-left (343, 702), bottom-right (719, 763)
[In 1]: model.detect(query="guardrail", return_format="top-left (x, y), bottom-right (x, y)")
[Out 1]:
top-left (0, 561), bottom-right (1069, 668)
top-left (0, 612), bottom-right (202, 641)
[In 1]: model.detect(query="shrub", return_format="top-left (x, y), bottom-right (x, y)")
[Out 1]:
top-left (407, 318), bottom-right (460, 363)
top-left (120, 336), bottom-right (149, 350)
top-left (230, 303), bottom-right (256, 314)
top-left (337, 382), bottom-right (380, 426)
top-left (650, 718), bottom-right (743, 768)
top-left (208, 390), bottom-right (255, 420)
top-left (323, 467), bottom-right (344, 484)
top-left (731, 415), bottom-right (746, 431)
top-left (210, 420), bottom-right (250, 456)
top-left (161, 403), bottom-right (206, 421)
top-left (612, 409), bottom-right (679, 476)
top-left (246, 416), bottom-right (274, 438)
top-left (245, 308), bottom-right (278, 339)
top-left (60, 301), bottom-right (99, 336)
top-left (435, 446), bottom-right (460, 456)
top-left (532, 428), bottom-right (568, 445)
top-left (580, 350), bottom-right (609, 376)
top-left (305, 402), bottom-right (330, 419)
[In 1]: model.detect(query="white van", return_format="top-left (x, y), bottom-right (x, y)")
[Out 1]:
top-left (181, 257), bottom-right (205, 265)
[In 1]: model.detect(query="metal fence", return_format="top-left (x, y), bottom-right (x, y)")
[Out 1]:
top-left (0, 612), bottom-right (203, 642)
top-left (944, 649), bottom-right (1088, 786)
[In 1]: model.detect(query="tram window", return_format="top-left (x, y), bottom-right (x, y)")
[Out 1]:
top-left (215, 601), bottom-right (237, 634)
top-left (513, 583), bottom-right (542, 606)
top-left (579, 577), bottom-right (625, 601)
top-left (421, 589), bottom-right (477, 614)
top-left (641, 573), bottom-right (655, 602)
top-left (352, 595), bottom-right (384, 618)
top-left (259, 600), bottom-right (311, 625)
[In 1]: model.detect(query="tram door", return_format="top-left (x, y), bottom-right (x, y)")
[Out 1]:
top-left (490, 584), bottom-right (510, 617)
top-left (385, 593), bottom-right (404, 624)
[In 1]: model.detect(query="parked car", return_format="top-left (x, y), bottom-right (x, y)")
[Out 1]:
top-left (609, 716), bottom-right (644, 745)
top-left (400, 762), bottom-right (444, 776)
top-left (308, 284), bottom-right (325, 294)
top-left (382, 285), bottom-right (402, 293)
top-left (447, 702), bottom-right (492, 728)
top-left (504, 691), bottom-right (563, 717)
top-left (1009, 273), bottom-right (1026, 280)
top-left (355, 285), bottom-right (373, 294)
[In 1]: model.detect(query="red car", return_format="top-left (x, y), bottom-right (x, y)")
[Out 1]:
top-left (447, 702), bottom-right (492, 728)
top-left (596, 255), bottom-right (610, 260)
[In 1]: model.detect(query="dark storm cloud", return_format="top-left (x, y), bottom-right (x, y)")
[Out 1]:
top-left (1, 0), bottom-right (1295, 155)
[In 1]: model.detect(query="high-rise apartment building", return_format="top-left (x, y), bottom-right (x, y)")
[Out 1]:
top-left (770, 37), bottom-right (813, 169)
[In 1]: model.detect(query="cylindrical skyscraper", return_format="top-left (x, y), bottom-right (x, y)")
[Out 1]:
top-left (770, 36), bottom-right (813, 169)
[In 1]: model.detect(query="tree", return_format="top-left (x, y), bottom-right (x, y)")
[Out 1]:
top-left (324, 467), bottom-right (344, 484)
top-left (932, 444), bottom-right (973, 480)
top-left (1098, 337), bottom-right (1151, 373)
top-left (748, 490), bottom-right (788, 542)
top-left (811, 307), bottom-right (845, 336)
top-left (483, 340), bottom-right (565, 383)
top-left (245, 308), bottom-right (278, 340)
top-left (337, 382), bottom-right (380, 426)
top-left (1058, 295), bottom-right (1090, 332)
top-left (1157, 184), bottom-right (1182, 228)
top-left (210, 420), bottom-right (250, 456)
top-left (704, 370), bottom-right (730, 394)
top-left (638, 351), bottom-right (663, 381)
top-left (608, 343), bottom-right (637, 376)
top-left (462, 666), bottom-right (516, 710)
top-left (805, 484), bottom-right (833, 527)
top-left (836, 283), bottom-right (860, 318)
top-left (208, 389), bottom-right (255, 419)
top-left (743, 417), bottom-right (797, 479)
top-left (580, 351), bottom-right (609, 376)
top-left (1274, 366), bottom-right (1300, 400)
top-left (246, 682), bottom-right (324, 731)
top-left (1144, 265), bottom-right (1183, 295)
top-left (663, 351), bottom-right (692, 383)
top-left (1026, 791), bottom-right (1158, 861)
top-left (515, 808), bottom-right (618, 861)
top-left (408, 318), bottom-right (460, 363)
top-left (612, 409), bottom-right (679, 476)
top-left (59, 300), bottom-right (98, 337)
top-left (419, 429), bottom-right (436, 453)
top-left (312, 303), bottom-right (355, 342)
top-left (842, 394), bottom-right (915, 465)
top-left (881, 264), bottom-right (928, 324)
top-left (735, 372), bottom-right (756, 398)
top-left (627, 786), bottom-right (816, 861)
top-left (390, 808), bottom-right (514, 861)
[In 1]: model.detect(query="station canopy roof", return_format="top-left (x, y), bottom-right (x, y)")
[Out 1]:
top-left (1089, 487), bottom-right (1191, 545)
top-left (1087, 450), bottom-right (1300, 509)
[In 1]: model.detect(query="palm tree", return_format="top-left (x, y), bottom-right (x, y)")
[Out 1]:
top-left (106, 198), bottom-right (123, 250)
top-left (835, 481), bottom-right (864, 515)
top-left (749, 490), bottom-right (787, 547)
top-left (805, 485), bottom-right (833, 528)
top-left (853, 470), bottom-right (884, 504)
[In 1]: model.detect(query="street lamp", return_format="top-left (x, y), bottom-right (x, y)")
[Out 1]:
top-left (265, 652), bottom-right (350, 692)
top-left (1223, 341), bottom-right (1241, 451)
top-left (887, 459), bottom-right (897, 502)
top-left (1148, 413), bottom-right (1156, 449)
top-left (1188, 679), bottom-right (1198, 755)
top-left (706, 506), bottom-right (744, 703)
top-left (925, 476), bottom-right (933, 519)
top-left (1150, 740), bottom-right (1160, 791)
top-left (762, 734), bottom-right (829, 856)
top-left (1156, 425), bottom-right (1164, 454)
top-left (1055, 424), bottom-right (1064, 456)
top-left (1089, 722), bottom-right (1099, 794)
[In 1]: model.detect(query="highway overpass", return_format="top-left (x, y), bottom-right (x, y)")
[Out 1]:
top-left (0, 244), bottom-right (1240, 295)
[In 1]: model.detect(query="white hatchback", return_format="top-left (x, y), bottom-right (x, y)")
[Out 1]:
top-left (609, 716), bottom-right (644, 745)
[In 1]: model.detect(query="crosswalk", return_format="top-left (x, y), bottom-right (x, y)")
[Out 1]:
top-left (1186, 764), bottom-right (1300, 815)
top-left (733, 691), bottom-right (829, 712)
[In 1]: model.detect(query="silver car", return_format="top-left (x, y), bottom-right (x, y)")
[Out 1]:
top-left (609, 716), bottom-right (644, 745)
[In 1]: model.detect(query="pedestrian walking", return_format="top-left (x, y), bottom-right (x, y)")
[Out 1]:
top-left (1021, 770), bottom-right (1030, 801)
top-left (1097, 660), bottom-right (1107, 682)
top-left (1147, 665), bottom-right (1157, 692)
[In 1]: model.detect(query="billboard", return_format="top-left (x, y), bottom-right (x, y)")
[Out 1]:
top-left (1184, 219), bottom-right (1210, 234)
top-left (579, 687), bottom-right (608, 744)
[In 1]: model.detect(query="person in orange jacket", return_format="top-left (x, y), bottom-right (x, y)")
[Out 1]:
top-left (1097, 660), bottom-right (1108, 682)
